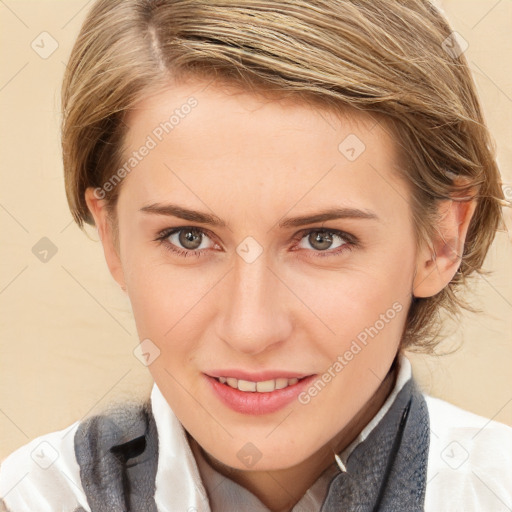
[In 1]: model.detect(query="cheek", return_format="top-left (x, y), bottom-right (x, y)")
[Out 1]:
top-left (295, 259), bottom-right (412, 346)
top-left (295, 289), bottom-right (408, 434)
top-left (123, 250), bottom-right (219, 364)
top-left (127, 267), bottom-right (199, 334)
top-left (125, 262), bottom-right (208, 406)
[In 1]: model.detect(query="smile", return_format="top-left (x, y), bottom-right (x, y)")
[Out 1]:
top-left (205, 373), bottom-right (317, 415)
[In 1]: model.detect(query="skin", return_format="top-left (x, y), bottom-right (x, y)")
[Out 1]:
top-left (86, 77), bottom-right (476, 511)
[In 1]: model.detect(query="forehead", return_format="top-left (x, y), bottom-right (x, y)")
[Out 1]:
top-left (119, 79), bottom-right (409, 225)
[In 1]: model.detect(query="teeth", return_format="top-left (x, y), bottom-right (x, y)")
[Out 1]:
top-left (238, 379), bottom-right (257, 392)
top-left (275, 378), bottom-right (289, 390)
top-left (256, 380), bottom-right (275, 392)
top-left (218, 376), bottom-right (301, 393)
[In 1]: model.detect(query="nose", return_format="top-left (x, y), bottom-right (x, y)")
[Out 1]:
top-left (215, 253), bottom-right (293, 356)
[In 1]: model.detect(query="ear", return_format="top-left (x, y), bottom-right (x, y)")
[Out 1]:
top-left (84, 187), bottom-right (127, 293)
top-left (413, 197), bottom-right (477, 298)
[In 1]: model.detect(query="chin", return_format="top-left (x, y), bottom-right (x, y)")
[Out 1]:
top-left (207, 439), bottom-right (313, 472)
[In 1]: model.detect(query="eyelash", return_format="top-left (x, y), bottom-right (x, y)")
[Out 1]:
top-left (154, 227), bottom-right (358, 259)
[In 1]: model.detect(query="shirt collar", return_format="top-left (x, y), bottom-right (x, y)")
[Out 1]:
top-left (150, 383), bottom-right (209, 512)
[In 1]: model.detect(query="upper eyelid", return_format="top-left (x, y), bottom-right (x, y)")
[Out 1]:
top-left (294, 227), bottom-right (353, 238)
top-left (156, 226), bottom-right (214, 240)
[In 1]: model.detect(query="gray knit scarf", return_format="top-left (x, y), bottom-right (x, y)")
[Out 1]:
top-left (73, 378), bottom-right (429, 512)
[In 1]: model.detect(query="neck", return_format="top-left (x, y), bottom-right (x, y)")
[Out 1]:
top-left (191, 359), bottom-right (398, 512)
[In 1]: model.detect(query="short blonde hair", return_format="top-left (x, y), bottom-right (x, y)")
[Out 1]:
top-left (61, 0), bottom-right (506, 350)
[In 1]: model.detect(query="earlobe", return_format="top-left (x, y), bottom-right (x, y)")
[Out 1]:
top-left (84, 187), bottom-right (127, 292)
top-left (413, 198), bottom-right (477, 298)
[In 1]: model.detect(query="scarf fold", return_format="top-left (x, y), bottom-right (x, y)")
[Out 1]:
top-left (74, 401), bottom-right (159, 512)
top-left (321, 378), bottom-right (429, 512)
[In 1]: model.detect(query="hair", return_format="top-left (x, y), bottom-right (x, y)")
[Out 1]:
top-left (61, 0), bottom-right (506, 351)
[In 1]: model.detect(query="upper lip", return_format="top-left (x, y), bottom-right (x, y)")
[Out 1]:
top-left (205, 370), bottom-right (313, 381)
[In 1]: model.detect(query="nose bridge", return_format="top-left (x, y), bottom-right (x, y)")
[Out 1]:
top-left (217, 253), bottom-right (290, 355)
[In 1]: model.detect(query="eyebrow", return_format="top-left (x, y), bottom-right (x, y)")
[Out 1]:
top-left (278, 208), bottom-right (378, 228)
top-left (140, 203), bottom-right (228, 227)
top-left (139, 203), bottom-right (379, 228)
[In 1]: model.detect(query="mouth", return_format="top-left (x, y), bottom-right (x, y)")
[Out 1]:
top-left (204, 372), bottom-right (317, 415)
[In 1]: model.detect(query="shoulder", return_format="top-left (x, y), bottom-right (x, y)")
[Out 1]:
top-left (0, 399), bottom-right (157, 512)
top-left (424, 394), bottom-right (512, 512)
top-left (0, 421), bottom-right (90, 512)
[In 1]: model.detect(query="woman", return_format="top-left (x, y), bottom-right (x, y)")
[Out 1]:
top-left (1, 0), bottom-right (511, 511)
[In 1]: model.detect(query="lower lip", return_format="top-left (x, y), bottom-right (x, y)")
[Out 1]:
top-left (204, 374), bottom-right (317, 415)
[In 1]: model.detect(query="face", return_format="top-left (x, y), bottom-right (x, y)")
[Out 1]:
top-left (96, 78), bottom-right (421, 471)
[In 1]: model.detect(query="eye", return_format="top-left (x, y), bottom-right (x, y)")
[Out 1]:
top-left (155, 226), bottom-right (217, 257)
top-left (155, 226), bottom-right (357, 259)
top-left (294, 228), bottom-right (355, 257)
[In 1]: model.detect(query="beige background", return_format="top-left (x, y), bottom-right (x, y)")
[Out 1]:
top-left (0, 0), bottom-right (511, 460)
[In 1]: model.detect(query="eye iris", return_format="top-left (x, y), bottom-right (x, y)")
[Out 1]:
top-left (309, 231), bottom-right (333, 251)
top-left (179, 228), bottom-right (202, 250)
